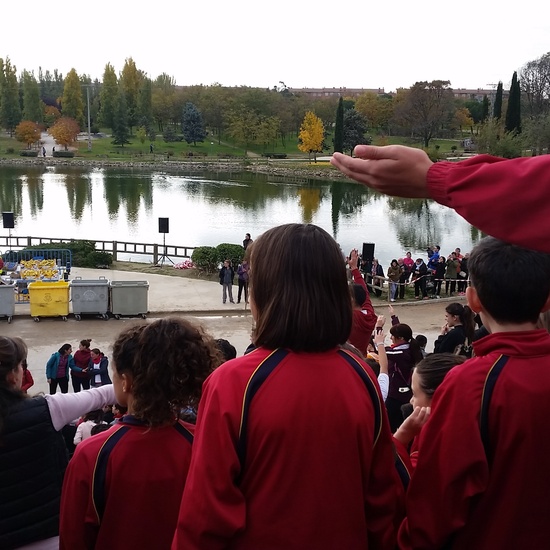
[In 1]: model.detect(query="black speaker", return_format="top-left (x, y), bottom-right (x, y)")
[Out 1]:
top-left (362, 242), bottom-right (375, 262)
top-left (2, 212), bottom-right (14, 229)
top-left (158, 217), bottom-right (169, 234)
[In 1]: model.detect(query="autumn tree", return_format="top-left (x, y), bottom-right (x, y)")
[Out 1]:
top-left (256, 116), bottom-right (280, 150)
top-left (453, 107), bottom-right (474, 134)
top-left (333, 97), bottom-right (344, 153)
top-left (21, 71), bottom-right (43, 124)
top-left (355, 92), bottom-right (395, 134)
top-left (394, 81), bottom-right (454, 147)
top-left (298, 111), bottom-right (324, 162)
top-left (0, 57), bottom-right (22, 136)
top-left (99, 63), bottom-right (118, 130)
top-left (15, 121), bottom-right (41, 148)
top-left (505, 71), bottom-right (521, 134)
top-left (61, 69), bottom-right (84, 126)
top-left (227, 111), bottom-right (258, 154)
top-left (181, 102), bottom-right (207, 145)
top-left (120, 57), bottom-right (141, 133)
top-left (48, 117), bottom-right (80, 150)
top-left (38, 67), bottom-right (64, 107)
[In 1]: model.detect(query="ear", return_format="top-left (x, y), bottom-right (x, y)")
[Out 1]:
top-left (466, 286), bottom-right (482, 314)
top-left (541, 293), bottom-right (550, 313)
top-left (121, 372), bottom-right (133, 394)
top-left (5, 369), bottom-right (16, 387)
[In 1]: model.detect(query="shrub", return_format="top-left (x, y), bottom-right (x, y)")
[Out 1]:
top-left (215, 243), bottom-right (245, 267)
top-left (53, 150), bottom-right (75, 158)
top-left (191, 246), bottom-right (218, 273)
top-left (20, 150), bottom-right (38, 157)
top-left (6, 147), bottom-right (15, 154)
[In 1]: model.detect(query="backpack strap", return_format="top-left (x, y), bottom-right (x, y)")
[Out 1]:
top-left (479, 354), bottom-right (509, 458)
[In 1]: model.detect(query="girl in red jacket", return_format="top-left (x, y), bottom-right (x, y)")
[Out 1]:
top-left (60, 317), bottom-right (221, 550)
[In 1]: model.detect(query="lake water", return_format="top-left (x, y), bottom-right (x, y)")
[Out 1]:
top-left (0, 165), bottom-right (483, 267)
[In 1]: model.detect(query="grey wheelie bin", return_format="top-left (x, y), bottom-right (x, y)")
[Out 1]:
top-left (109, 280), bottom-right (149, 319)
top-left (71, 277), bottom-right (110, 320)
top-left (0, 283), bottom-right (16, 323)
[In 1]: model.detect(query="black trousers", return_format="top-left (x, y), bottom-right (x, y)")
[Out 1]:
top-left (72, 376), bottom-right (90, 393)
top-left (49, 377), bottom-right (69, 395)
top-left (237, 280), bottom-right (248, 303)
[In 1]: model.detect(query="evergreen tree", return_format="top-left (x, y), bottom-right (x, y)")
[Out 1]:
top-left (333, 97), bottom-right (344, 153)
top-left (481, 95), bottom-right (490, 122)
top-left (61, 69), bottom-right (84, 126)
top-left (99, 63), bottom-right (118, 130)
top-left (111, 88), bottom-right (130, 146)
top-left (0, 58), bottom-right (22, 136)
top-left (342, 109), bottom-right (370, 154)
top-left (181, 102), bottom-right (206, 145)
top-left (505, 71), bottom-right (521, 134)
top-left (493, 82), bottom-right (503, 119)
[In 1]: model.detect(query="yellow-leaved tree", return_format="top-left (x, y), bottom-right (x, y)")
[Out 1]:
top-left (15, 121), bottom-right (41, 149)
top-left (48, 117), bottom-right (80, 151)
top-left (298, 111), bottom-right (324, 162)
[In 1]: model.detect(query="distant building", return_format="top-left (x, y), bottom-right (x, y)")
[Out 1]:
top-left (289, 87), bottom-right (387, 98)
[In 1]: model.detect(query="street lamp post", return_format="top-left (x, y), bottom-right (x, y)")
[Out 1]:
top-left (86, 86), bottom-right (92, 151)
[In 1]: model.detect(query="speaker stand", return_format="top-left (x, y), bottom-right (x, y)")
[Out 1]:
top-left (156, 233), bottom-right (174, 267)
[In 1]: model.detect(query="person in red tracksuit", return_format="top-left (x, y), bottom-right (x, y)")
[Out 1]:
top-left (173, 223), bottom-right (402, 550)
top-left (60, 318), bottom-right (220, 550)
top-left (348, 248), bottom-right (377, 355)
top-left (398, 237), bottom-right (550, 549)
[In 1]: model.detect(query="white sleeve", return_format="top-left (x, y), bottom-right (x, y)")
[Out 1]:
top-left (73, 423), bottom-right (84, 445)
top-left (45, 385), bottom-right (116, 432)
top-left (377, 373), bottom-right (389, 401)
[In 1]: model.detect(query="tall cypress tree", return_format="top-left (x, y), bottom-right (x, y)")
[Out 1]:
top-left (493, 82), bottom-right (503, 119)
top-left (481, 95), bottom-right (490, 122)
top-left (505, 71), bottom-right (521, 134)
top-left (333, 97), bottom-right (344, 153)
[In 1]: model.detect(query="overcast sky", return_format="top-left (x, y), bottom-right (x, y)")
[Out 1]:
top-left (2, 1), bottom-right (549, 93)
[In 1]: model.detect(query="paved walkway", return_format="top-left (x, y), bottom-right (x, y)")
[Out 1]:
top-left (11, 265), bottom-right (249, 317)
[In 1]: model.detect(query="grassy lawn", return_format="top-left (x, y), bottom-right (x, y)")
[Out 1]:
top-left (0, 128), bottom-right (470, 162)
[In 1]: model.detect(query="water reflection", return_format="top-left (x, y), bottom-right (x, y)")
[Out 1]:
top-left (0, 165), bottom-right (482, 266)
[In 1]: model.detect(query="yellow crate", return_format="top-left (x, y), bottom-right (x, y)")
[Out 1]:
top-left (28, 281), bottom-right (70, 319)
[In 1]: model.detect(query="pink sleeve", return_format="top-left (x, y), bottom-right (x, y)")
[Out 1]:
top-left (428, 155), bottom-right (550, 252)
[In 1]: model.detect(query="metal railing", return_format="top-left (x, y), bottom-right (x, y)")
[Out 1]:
top-left (0, 236), bottom-right (195, 265)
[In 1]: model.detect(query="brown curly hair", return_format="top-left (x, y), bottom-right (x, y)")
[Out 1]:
top-left (112, 317), bottom-right (221, 427)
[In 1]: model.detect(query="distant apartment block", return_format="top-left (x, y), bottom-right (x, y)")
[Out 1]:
top-left (289, 87), bottom-right (387, 98)
top-left (290, 87), bottom-right (503, 102)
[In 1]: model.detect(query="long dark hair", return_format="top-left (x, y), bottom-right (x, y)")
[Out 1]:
top-left (445, 302), bottom-right (475, 342)
top-left (0, 337), bottom-right (28, 433)
top-left (249, 224), bottom-right (352, 351)
top-left (58, 343), bottom-right (72, 355)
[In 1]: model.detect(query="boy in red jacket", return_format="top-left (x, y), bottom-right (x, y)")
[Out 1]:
top-left (398, 236), bottom-right (550, 549)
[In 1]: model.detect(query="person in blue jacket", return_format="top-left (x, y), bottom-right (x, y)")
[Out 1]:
top-left (46, 343), bottom-right (85, 394)
top-left (88, 348), bottom-right (112, 387)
